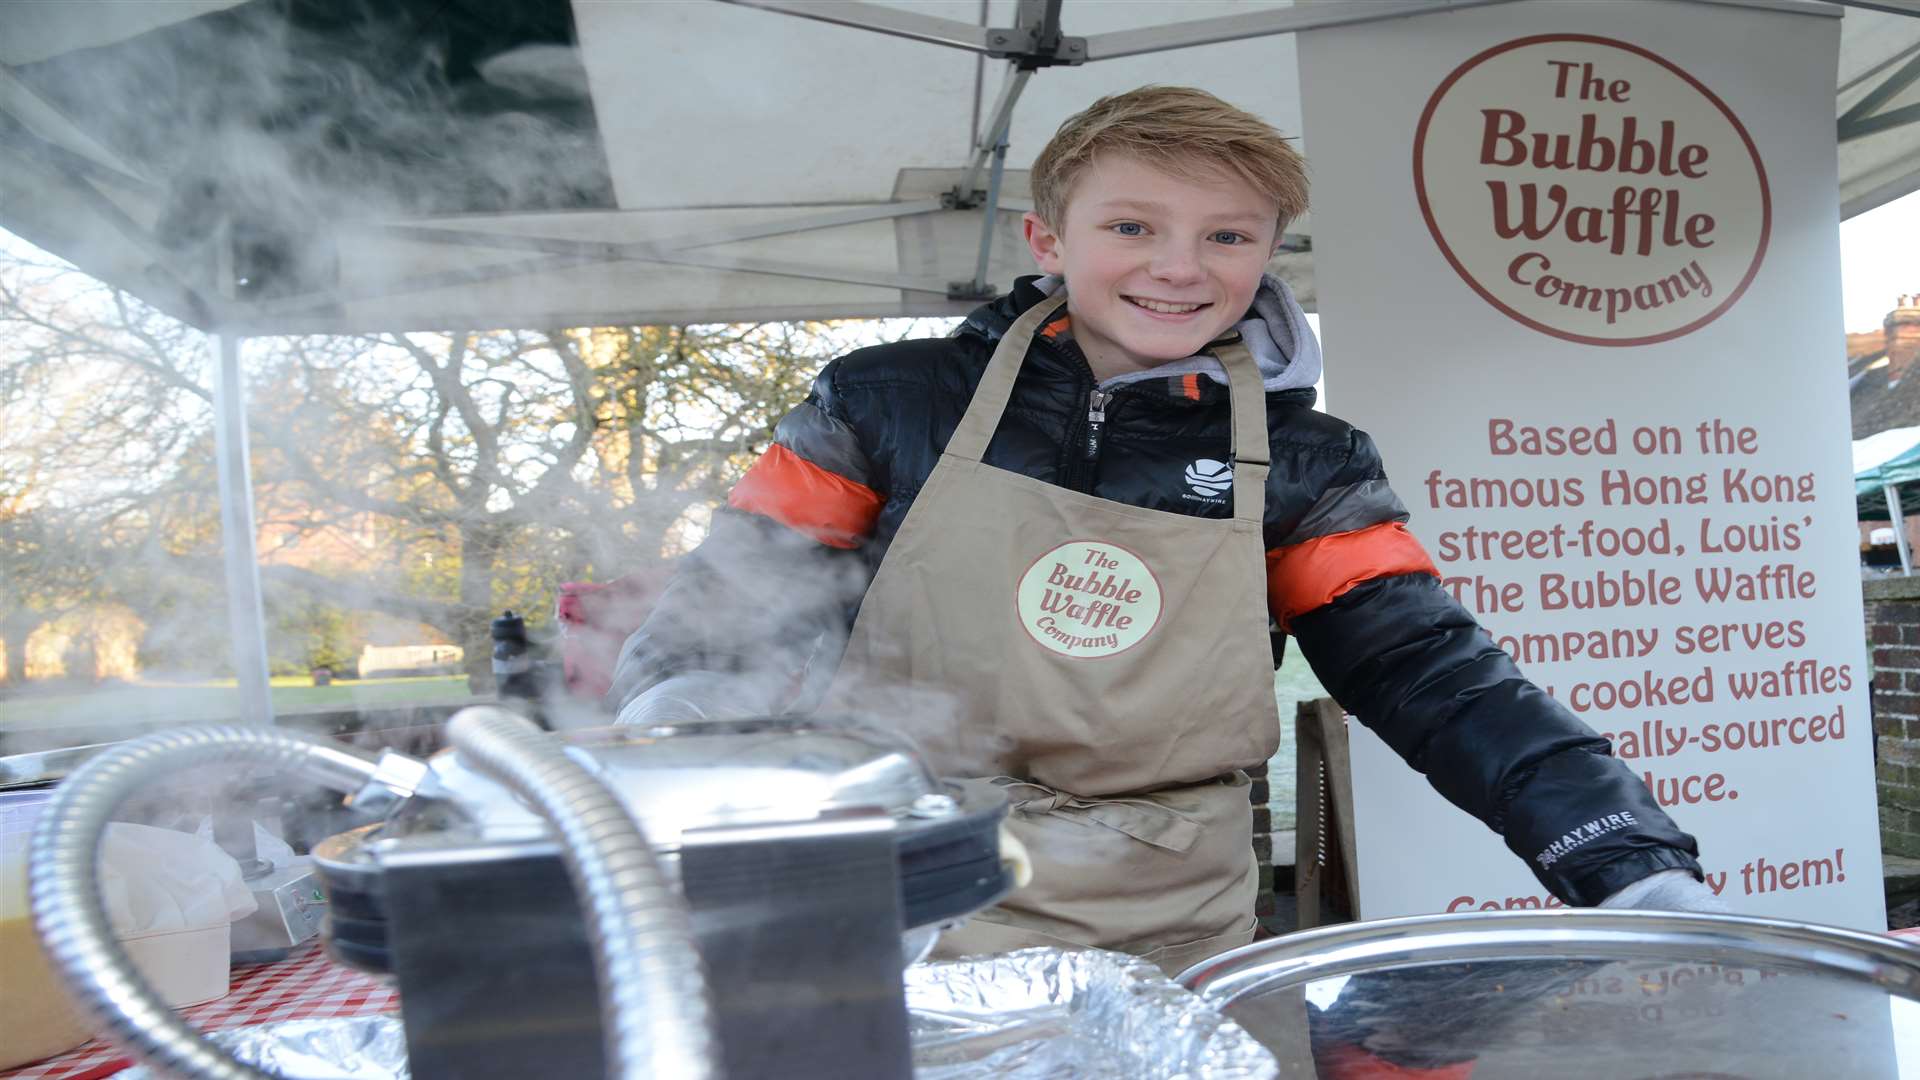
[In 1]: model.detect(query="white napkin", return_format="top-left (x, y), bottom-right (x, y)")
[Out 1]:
top-left (97, 823), bottom-right (258, 935)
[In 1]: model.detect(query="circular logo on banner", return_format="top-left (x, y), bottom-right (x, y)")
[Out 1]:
top-left (1016, 540), bottom-right (1163, 659)
top-left (1413, 34), bottom-right (1770, 346)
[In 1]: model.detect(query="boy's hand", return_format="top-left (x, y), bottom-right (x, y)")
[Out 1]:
top-left (1596, 868), bottom-right (1730, 914)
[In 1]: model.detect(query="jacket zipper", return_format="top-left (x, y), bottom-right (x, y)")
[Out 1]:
top-left (1084, 389), bottom-right (1111, 462)
top-left (1032, 334), bottom-right (1126, 493)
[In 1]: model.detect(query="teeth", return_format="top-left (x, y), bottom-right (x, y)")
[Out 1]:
top-left (1129, 297), bottom-right (1204, 314)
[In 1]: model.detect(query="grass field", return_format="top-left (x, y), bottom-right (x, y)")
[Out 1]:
top-left (0, 675), bottom-right (475, 730)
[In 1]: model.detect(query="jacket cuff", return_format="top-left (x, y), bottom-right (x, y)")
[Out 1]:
top-left (1562, 846), bottom-right (1702, 908)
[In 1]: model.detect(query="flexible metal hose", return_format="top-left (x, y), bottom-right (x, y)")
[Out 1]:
top-left (446, 706), bottom-right (718, 1080)
top-left (28, 725), bottom-right (390, 1080)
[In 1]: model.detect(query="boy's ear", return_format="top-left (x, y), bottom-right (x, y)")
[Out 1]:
top-left (1024, 211), bottom-right (1065, 275)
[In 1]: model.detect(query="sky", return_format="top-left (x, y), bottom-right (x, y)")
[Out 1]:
top-left (1840, 189), bottom-right (1919, 334)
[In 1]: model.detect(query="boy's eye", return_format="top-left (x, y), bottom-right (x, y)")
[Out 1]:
top-left (1111, 222), bottom-right (1146, 237)
top-left (1212, 231), bottom-right (1251, 245)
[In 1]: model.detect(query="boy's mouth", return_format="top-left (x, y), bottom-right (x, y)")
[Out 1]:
top-left (1123, 296), bottom-right (1211, 316)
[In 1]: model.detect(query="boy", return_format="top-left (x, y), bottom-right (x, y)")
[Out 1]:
top-left (609, 86), bottom-right (1717, 974)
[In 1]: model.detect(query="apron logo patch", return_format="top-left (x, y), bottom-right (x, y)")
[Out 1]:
top-left (1016, 541), bottom-right (1164, 658)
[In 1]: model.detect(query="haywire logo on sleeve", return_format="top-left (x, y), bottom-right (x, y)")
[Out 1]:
top-left (1413, 34), bottom-right (1769, 346)
top-left (1015, 540), bottom-right (1164, 659)
top-left (1183, 458), bottom-right (1232, 504)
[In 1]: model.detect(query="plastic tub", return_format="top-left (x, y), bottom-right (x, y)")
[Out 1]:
top-left (0, 788), bottom-right (95, 1070)
top-left (1, 788), bottom-right (237, 1069)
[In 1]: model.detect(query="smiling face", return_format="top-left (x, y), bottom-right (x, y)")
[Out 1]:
top-left (1023, 154), bottom-right (1281, 381)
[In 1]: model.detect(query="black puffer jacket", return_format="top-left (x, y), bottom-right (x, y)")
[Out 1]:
top-left (609, 276), bottom-right (1701, 906)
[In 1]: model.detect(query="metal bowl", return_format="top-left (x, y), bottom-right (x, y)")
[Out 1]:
top-left (1180, 909), bottom-right (1920, 1078)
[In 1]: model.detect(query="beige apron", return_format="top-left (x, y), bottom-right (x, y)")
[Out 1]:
top-left (822, 292), bottom-right (1281, 975)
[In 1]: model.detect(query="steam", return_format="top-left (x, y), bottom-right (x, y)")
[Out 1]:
top-left (7, 1), bottom-right (612, 306)
top-left (594, 502), bottom-right (968, 761)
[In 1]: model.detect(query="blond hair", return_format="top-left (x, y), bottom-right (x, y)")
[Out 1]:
top-left (1030, 86), bottom-right (1308, 232)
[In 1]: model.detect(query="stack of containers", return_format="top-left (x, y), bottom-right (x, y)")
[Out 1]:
top-left (0, 788), bottom-right (95, 1069)
top-left (1, 785), bottom-right (249, 1070)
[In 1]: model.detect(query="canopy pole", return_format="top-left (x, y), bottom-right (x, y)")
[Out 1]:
top-left (953, 66), bottom-right (1032, 204)
top-left (1887, 483), bottom-right (1913, 576)
top-left (211, 330), bottom-right (274, 723)
top-left (962, 135), bottom-right (1011, 299)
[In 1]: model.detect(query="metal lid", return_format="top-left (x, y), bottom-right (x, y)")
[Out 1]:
top-left (382, 716), bottom-right (946, 848)
top-left (311, 717), bottom-right (1010, 963)
top-left (1180, 910), bottom-right (1920, 1077)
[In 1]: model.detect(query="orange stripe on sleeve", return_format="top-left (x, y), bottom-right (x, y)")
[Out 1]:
top-left (728, 443), bottom-right (884, 549)
top-left (1040, 315), bottom-right (1071, 339)
top-left (1265, 521), bottom-right (1439, 628)
top-left (1316, 1043), bottom-right (1478, 1080)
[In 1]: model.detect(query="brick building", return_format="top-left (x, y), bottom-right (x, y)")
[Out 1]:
top-left (1850, 295), bottom-right (1920, 439)
top-left (1859, 295), bottom-right (1920, 859)
top-left (1853, 296), bottom-right (1920, 555)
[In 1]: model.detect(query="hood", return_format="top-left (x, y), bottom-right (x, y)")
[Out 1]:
top-left (960, 275), bottom-right (1321, 395)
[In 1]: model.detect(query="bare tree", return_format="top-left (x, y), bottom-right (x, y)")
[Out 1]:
top-left (0, 498), bottom-right (100, 684)
top-left (0, 251), bottom-right (208, 684)
top-left (0, 240), bottom-right (903, 692)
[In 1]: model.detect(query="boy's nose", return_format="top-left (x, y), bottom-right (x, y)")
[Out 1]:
top-left (1148, 243), bottom-right (1205, 285)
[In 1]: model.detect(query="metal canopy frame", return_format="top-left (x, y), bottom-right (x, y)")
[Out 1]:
top-left (253, 199), bottom-right (964, 323)
top-left (1886, 483), bottom-right (1914, 574)
top-left (6, 0), bottom-right (1911, 725)
top-left (1841, 45), bottom-right (1920, 141)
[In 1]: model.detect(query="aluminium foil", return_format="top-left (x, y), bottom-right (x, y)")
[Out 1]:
top-left (118, 1016), bottom-right (407, 1079)
top-left (903, 947), bottom-right (1275, 1079)
top-left (121, 947), bottom-right (1276, 1079)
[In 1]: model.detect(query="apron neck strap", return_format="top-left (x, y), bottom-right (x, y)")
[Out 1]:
top-left (946, 291), bottom-right (1270, 524)
top-left (1213, 339), bottom-right (1270, 525)
top-left (945, 291), bottom-right (1068, 463)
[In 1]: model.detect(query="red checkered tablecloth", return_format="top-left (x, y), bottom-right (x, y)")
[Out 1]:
top-left (6, 925), bottom-right (1916, 1078)
top-left (2, 939), bottom-right (397, 1080)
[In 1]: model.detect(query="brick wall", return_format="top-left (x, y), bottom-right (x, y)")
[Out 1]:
top-left (1249, 763), bottom-right (1279, 930)
top-left (1867, 576), bottom-right (1920, 859)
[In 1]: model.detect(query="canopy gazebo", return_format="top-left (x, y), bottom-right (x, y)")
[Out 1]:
top-left (4, 0), bottom-right (1918, 720)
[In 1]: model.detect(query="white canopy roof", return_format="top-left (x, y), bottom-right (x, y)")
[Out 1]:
top-left (1, 0), bottom-right (1917, 334)
top-left (1854, 424), bottom-right (1920, 472)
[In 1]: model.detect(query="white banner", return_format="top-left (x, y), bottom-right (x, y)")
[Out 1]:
top-left (1298, 0), bottom-right (1884, 929)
